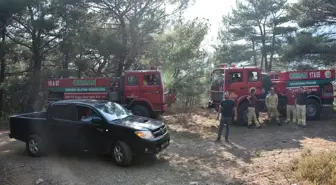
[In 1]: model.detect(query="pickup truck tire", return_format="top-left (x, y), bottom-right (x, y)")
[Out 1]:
top-left (131, 105), bottom-right (150, 118)
top-left (113, 141), bottom-right (132, 166)
top-left (26, 134), bottom-right (47, 157)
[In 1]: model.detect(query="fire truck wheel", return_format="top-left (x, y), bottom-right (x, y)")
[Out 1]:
top-left (131, 105), bottom-right (151, 118)
top-left (306, 99), bottom-right (321, 120)
top-left (238, 102), bottom-right (249, 126)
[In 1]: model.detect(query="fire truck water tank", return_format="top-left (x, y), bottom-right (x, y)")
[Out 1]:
top-left (109, 92), bottom-right (120, 101)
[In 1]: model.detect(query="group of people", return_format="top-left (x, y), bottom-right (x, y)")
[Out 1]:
top-left (215, 86), bottom-right (308, 143)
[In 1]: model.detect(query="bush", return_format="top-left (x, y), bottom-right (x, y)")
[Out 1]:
top-left (292, 149), bottom-right (336, 185)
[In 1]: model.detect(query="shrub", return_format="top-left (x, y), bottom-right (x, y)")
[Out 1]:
top-left (293, 149), bottom-right (336, 185)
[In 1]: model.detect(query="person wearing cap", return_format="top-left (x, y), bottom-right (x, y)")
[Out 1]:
top-left (215, 91), bottom-right (237, 143)
top-left (285, 89), bottom-right (297, 124)
top-left (247, 89), bottom-right (261, 129)
top-left (266, 87), bottom-right (281, 125)
top-left (295, 87), bottom-right (308, 127)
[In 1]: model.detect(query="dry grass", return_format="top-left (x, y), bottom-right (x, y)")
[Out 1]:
top-left (163, 108), bottom-right (219, 139)
top-left (287, 149), bottom-right (336, 185)
top-left (164, 108), bottom-right (336, 185)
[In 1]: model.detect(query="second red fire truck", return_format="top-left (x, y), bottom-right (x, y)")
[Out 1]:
top-left (209, 64), bottom-right (335, 124)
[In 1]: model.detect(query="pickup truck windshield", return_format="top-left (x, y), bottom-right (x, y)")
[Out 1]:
top-left (94, 102), bottom-right (132, 121)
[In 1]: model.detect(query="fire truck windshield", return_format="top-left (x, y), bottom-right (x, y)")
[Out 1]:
top-left (211, 69), bottom-right (224, 86)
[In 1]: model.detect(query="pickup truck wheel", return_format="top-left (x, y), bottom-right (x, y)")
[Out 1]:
top-left (113, 141), bottom-right (132, 166)
top-left (26, 135), bottom-right (46, 157)
top-left (131, 105), bottom-right (150, 118)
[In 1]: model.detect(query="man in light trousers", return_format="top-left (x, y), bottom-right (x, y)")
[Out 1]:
top-left (266, 87), bottom-right (281, 125)
top-left (247, 89), bottom-right (261, 129)
top-left (295, 87), bottom-right (307, 127)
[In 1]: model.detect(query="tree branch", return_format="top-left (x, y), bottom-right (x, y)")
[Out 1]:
top-left (6, 33), bottom-right (32, 49)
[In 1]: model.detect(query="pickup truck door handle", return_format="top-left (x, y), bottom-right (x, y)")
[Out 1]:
top-left (240, 87), bottom-right (245, 90)
top-left (96, 128), bottom-right (104, 132)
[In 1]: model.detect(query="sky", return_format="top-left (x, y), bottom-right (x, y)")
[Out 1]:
top-left (182, 0), bottom-right (237, 51)
top-left (182, 0), bottom-right (299, 52)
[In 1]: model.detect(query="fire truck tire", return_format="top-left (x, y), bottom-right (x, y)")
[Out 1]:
top-left (131, 105), bottom-right (151, 118)
top-left (306, 99), bottom-right (321, 120)
top-left (238, 102), bottom-right (249, 126)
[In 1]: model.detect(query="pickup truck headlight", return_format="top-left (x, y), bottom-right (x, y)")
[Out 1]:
top-left (135, 131), bottom-right (154, 139)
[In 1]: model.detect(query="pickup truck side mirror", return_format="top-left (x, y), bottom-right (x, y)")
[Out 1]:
top-left (92, 117), bottom-right (102, 124)
top-left (228, 79), bottom-right (232, 84)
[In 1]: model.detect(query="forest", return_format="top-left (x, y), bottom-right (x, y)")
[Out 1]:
top-left (0, 0), bottom-right (335, 127)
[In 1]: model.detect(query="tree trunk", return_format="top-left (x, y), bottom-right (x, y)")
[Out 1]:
top-left (26, 47), bottom-right (42, 112)
top-left (117, 17), bottom-right (128, 76)
top-left (269, 27), bottom-right (276, 72)
top-left (25, 32), bottom-right (42, 113)
top-left (252, 39), bottom-right (257, 66)
top-left (0, 25), bottom-right (6, 118)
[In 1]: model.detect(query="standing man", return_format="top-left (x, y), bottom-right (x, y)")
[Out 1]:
top-left (215, 91), bottom-right (237, 143)
top-left (247, 89), bottom-right (261, 129)
top-left (285, 89), bottom-right (297, 124)
top-left (295, 87), bottom-right (308, 127)
top-left (266, 87), bottom-right (281, 125)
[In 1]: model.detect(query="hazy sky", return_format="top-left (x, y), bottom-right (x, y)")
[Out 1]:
top-left (182, 0), bottom-right (298, 51)
top-left (183, 0), bottom-right (236, 51)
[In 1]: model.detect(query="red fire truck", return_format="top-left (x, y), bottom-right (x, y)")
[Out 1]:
top-left (46, 69), bottom-right (176, 118)
top-left (209, 64), bottom-right (335, 124)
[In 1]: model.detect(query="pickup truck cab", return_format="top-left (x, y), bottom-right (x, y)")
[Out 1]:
top-left (9, 99), bottom-right (170, 166)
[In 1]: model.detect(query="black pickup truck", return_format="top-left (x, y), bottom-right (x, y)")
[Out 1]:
top-left (9, 99), bottom-right (170, 166)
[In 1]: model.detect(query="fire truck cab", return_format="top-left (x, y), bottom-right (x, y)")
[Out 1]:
top-left (210, 64), bottom-right (268, 124)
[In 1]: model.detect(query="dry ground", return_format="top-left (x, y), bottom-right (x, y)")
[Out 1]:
top-left (0, 108), bottom-right (336, 185)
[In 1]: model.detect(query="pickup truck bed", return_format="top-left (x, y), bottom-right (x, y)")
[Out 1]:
top-left (9, 112), bottom-right (47, 143)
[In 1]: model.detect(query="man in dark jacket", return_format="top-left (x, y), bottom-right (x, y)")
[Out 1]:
top-left (215, 91), bottom-right (237, 143)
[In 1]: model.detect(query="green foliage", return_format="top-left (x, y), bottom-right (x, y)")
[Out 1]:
top-left (284, 0), bottom-right (336, 66)
top-left (290, 0), bottom-right (336, 28)
top-left (215, 0), bottom-right (296, 71)
top-left (0, 0), bottom-right (205, 124)
top-left (146, 18), bottom-right (210, 106)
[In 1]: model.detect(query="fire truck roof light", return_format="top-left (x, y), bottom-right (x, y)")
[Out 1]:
top-left (219, 64), bottom-right (227, 68)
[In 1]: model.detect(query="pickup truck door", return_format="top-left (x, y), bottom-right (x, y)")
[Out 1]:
top-left (75, 105), bottom-right (110, 152)
top-left (50, 104), bottom-right (80, 147)
top-left (80, 122), bottom-right (111, 152)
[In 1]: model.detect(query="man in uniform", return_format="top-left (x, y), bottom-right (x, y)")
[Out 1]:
top-left (215, 91), bottom-right (237, 143)
top-left (285, 89), bottom-right (297, 124)
top-left (295, 87), bottom-right (307, 127)
top-left (266, 87), bottom-right (281, 125)
top-left (247, 89), bottom-right (261, 129)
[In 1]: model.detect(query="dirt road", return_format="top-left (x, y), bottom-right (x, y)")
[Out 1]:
top-left (1, 110), bottom-right (336, 185)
